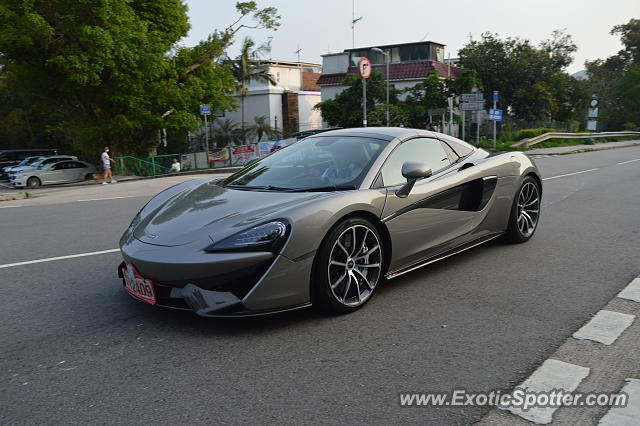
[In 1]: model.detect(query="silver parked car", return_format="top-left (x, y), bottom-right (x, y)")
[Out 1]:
top-left (118, 128), bottom-right (542, 317)
top-left (7, 155), bottom-right (77, 181)
top-left (12, 160), bottom-right (96, 187)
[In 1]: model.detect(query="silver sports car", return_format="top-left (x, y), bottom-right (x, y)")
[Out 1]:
top-left (118, 128), bottom-right (541, 316)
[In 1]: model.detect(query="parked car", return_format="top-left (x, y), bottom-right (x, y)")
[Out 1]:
top-left (117, 128), bottom-right (542, 317)
top-left (12, 160), bottom-right (96, 187)
top-left (0, 149), bottom-right (58, 176)
top-left (1, 156), bottom-right (47, 180)
top-left (7, 155), bottom-right (77, 181)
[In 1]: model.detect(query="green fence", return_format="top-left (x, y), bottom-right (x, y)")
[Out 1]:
top-left (115, 156), bottom-right (171, 177)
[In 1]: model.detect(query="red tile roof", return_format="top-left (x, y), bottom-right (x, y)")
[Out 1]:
top-left (316, 60), bottom-right (460, 85)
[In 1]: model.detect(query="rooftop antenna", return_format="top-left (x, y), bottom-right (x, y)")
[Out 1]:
top-left (352, 0), bottom-right (363, 48)
top-left (467, 32), bottom-right (473, 42)
top-left (294, 45), bottom-right (302, 63)
top-left (420, 32), bottom-right (430, 41)
top-left (266, 36), bottom-right (273, 60)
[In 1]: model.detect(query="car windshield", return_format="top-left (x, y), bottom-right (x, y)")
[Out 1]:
top-left (222, 136), bottom-right (388, 190)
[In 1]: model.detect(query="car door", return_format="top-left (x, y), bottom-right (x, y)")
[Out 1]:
top-left (379, 137), bottom-right (494, 272)
top-left (39, 162), bottom-right (69, 184)
top-left (64, 161), bottom-right (84, 182)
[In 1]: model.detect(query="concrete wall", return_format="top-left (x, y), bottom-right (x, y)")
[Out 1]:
top-left (321, 53), bottom-right (350, 74)
top-left (298, 92), bottom-right (322, 131)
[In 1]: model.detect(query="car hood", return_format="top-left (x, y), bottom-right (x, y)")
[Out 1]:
top-left (132, 179), bottom-right (333, 247)
top-left (11, 166), bottom-right (37, 173)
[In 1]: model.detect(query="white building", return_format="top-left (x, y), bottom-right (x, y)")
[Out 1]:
top-left (222, 60), bottom-right (323, 136)
top-left (317, 41), bottom-right (459, 102)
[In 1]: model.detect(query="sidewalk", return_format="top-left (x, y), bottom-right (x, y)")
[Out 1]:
top-left (527, 140), bottom-right (640, 156)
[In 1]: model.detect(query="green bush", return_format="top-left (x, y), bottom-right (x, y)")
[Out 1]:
top-left (516, 128), bottom-right (556, 140)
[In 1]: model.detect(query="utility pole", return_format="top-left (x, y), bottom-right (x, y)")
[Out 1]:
top-left (351, 0), bottom-right (362, 48)
top-left (492, 91), bottom-right (498, 149)
top-left (447, 53), bottom-right (453, 136)
top-left (371, 47), bottom-right (390, 126)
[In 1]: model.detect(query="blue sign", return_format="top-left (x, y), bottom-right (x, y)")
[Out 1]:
top-left (199, 104), bottom-right (211, 115)
top-left (492, 91), bottom-right (499, 102)
top-left (488, 108), bottom-right (503, 121)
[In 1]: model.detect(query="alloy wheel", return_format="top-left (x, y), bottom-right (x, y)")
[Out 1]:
top-left (327, 224), bottom-right (382, 307)
top-left (517, 182), bottom-right (540, 237)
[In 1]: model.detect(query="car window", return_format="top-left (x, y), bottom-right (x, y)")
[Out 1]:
top-left (380, 138), bottom-right (452, 187)
top-left (222, 136), bottom-right (388, 190)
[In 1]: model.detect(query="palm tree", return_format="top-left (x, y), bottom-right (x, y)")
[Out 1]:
top-left (248, 116), bottom-right (281, 141)
top-left (211, 119), bottom-right (242, 147)
top-left (228, 37), bottom-right (277, 139)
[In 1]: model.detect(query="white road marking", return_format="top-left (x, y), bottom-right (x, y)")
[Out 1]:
top-left (76, 196), bottom-right (135, 202)
top-left (542, 168), bottom-right (600, 181)
top-left (617, 158), bottom-right (640, 165)
top-left (499, 359), bottom-right (590, 424)
top-left (617, 277), bottom-right (640, 303)
top-left (598, 378), bottom-right (640, 425)
top-left (573, 310), bottom-right (635, 345)
top-left (0, 249), bottom-right (120, 269)
top-left (0, 205), bottom-right (21, 209)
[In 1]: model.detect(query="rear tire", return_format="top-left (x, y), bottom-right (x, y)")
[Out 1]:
top-left (27, 177), bottom-right (41, 188)
top-left (504, 176), bottom-right (540, 243)
top-left (312, 217), bottom-right (385, 314)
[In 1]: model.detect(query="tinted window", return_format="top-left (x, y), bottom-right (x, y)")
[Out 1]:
top-left (223, 136), bottom-right (387, 190)
top-left (380, 138), bottom-right (451, 186)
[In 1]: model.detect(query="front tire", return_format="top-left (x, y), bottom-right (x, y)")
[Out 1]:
top-left (312, 217), bottom-right (384, 314)
top-left (504, 176), bottom-right (540, 243)
top-left (27, 177), bottom-right (41, 187)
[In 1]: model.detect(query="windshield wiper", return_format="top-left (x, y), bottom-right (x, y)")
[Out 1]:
top-left (288, 185), bottom-right (357, 192)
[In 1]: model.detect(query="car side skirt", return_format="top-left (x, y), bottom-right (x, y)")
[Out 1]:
top-left (385, 232), bottom-right (503, 279)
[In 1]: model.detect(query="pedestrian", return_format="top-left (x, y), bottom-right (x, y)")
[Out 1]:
top-left (170, 158), bottom-right (181, 173)
top-left (101, 146), bottom-right (117, 184)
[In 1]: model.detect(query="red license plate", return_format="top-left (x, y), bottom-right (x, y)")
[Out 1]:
top-left (122, 263), bottom-right (156, 305)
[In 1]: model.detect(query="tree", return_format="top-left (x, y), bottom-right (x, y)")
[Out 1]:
top-left (0, 1), bottom-right (280, 156)
top-left (210, 118), bottom-right (243, 147)
top-left (400, 70), bottom-right (449, 129)
top-left (227, 37), bottom-right (277, 136)
top-left (458, 30), bottom-right (582, 123)
top-left (314, 71), bottom-right (400, 127)
top-left (586, 19), bottom-right (640, 129)
top-left (247, 115), bottom-right (281, 141)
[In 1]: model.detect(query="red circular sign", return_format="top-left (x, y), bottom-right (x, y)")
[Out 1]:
top-left (359, 58), bottom-right (372, 79)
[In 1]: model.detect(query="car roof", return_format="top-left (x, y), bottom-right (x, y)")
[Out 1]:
top-left (307, 127), bottom-right (477, 153)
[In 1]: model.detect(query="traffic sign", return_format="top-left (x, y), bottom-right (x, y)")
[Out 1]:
top-left (461, 101), bottom-right (485, 111)
top-left (461, 93), bottom-right (484, 103)
top-left (359, 58), bottom-right (372, 79)
top-left (492, 91), bottom-right (499, 102)
top-left (488, 108), bottom-right (503, 121)
top-left (199, 104), bottom-right (211, 115)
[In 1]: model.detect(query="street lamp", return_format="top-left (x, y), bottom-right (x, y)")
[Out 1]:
top-left (371, 47), bottom-right (390, 126)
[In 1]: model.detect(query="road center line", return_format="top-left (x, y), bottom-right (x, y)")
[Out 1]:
top-left (617, 158), bottom-right (640, 165)
top-left (543, 168), bottom-right (600, 181)
top-left (77, 196), bottom-right (135, 202)
top-left (0, 249), bottom-right (120, 269)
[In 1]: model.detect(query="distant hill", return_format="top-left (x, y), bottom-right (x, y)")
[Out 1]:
top-left (572, 70), bottom-right (588, 80)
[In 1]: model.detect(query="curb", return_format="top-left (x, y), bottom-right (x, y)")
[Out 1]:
top-left (0, 191), bottom-right (28, 202)
top-left (1, 167), bottom-right (242, 191)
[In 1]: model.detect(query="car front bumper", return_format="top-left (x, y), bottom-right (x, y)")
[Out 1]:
top-left (118, 237), bottom-right (314, 317)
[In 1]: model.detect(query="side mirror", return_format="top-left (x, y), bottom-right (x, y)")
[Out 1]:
top-left (395, 162), bottom-right (432, 198)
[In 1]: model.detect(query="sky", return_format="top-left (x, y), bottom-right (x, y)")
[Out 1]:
top-left (182, 0), bottom-right (639, 74)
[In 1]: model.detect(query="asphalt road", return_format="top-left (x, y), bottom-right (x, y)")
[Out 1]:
top-left (1, 147), bottom-right (639, 425)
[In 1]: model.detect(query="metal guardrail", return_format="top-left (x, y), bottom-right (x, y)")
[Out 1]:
top-left (512, 131), bottom-right (640, 148)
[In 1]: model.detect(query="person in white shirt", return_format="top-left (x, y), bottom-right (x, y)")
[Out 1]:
top-left (170, 158), bottom-right (181, 173)
top-left (101, 147), bottom-right (117, 184)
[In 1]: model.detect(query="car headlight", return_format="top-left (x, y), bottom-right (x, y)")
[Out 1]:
top-left (206, 220), bottom-right (289, 252)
